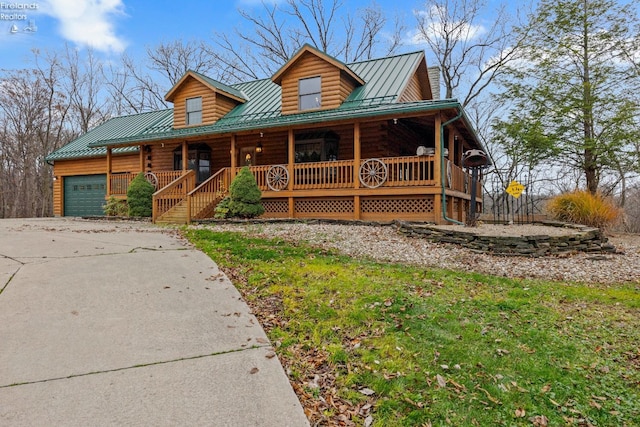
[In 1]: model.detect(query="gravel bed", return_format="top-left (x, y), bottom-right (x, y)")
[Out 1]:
top-left (195, 222), bottom-right (640, 285)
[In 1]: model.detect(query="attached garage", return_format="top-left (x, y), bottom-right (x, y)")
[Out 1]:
top-left (63, 175), bottom-right (107, 216)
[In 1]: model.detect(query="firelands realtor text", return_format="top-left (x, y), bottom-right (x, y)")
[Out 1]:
top-left (1, 2), bottom-right (37, 20)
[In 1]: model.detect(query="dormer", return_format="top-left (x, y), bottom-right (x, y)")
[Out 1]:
top-left (398, 53), bottom-right (434, 102)
top-left (272, 44), bottom-right (365, 115)
top-left (165, 70), bottom-right (246, 129)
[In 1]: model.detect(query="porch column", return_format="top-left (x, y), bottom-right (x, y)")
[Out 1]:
top-left (353, 122), bottom-right (361, 220)
top-left (287, 129), bottom-right (295, 217)
top-left (106, 147), bottom-right (112, 196)
top-left (447, 132), bottom-right (456, 219)
top-left (139, 145), bottom-right (145, 172)
top-left (230, 135), bottom-right (237, 175)
top-left (434, 114), bottom-right (442, 224)
top-left (182, 141), bottom-right (189, 171)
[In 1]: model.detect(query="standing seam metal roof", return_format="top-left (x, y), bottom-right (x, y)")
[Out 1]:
top-left (50, 50), bottom-right (461, 160)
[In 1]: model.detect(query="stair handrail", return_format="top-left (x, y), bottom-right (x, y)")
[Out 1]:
top-left (152, 170), bottom-right (196, 223)
top-left (187, 168), bottom-right (231, 220)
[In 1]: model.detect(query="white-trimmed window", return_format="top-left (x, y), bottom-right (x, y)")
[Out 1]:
top-left (299, 76), bottom-right (321, 111)
top-left (186, 97), bottom-right (202, 125)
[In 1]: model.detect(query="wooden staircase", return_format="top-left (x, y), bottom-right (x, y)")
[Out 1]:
top-left (153, 168), bottom-right (230, 225)
top-left (155, 200), bottom-right (190, 225)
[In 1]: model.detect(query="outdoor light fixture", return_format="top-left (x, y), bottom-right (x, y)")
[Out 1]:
top-left (393, 118), bottom-right (398, 124)
top-left (260, 132), bottom-right (264, 137)
top-left (256, 142), bottom-right (263, 153)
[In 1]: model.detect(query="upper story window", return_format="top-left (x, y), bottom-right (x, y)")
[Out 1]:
top-left (299, 76), bottom-right (321, 111)
top-left (186, 97), bottom-right (202, 125)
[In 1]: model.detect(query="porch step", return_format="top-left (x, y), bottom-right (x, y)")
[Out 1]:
top-left (156, 201), bottom-right (189, 225)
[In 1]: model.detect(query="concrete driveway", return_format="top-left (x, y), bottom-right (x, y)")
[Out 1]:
top-left (0, 218), bottom-right (308, 426)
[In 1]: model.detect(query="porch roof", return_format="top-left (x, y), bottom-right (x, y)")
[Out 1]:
top-left (88, 99), bottom-right (474, 148)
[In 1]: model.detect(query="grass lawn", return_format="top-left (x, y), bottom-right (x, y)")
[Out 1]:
top-left (185, 228), bottom-right (640, 427)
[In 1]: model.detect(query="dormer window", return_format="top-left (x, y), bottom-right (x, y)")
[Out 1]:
top-left (186, 97), bottom-right (202, 125)
top-left (299, 76), bottom-right (321, 111)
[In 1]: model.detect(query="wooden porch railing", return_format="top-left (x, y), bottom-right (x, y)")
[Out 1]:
top-left (188, 168), bottom-right (231, 220)
top-left (110, 171), bottom-right (184, 197)
top-left (152, 170), bottom-right (195, 223)
top-left (238, 156), bottom-right (444, 192)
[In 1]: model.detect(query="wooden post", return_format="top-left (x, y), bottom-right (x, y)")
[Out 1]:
top-left (434, 114), bottom-right (442, 224)
top-left (106, 147), bottom-right (112, 196)
top-left (139, 145), bottom-right (145, 172)
top-left (447, 132), bottom-right (455, 219)
top-left (287, 129), bottom-right (295, 217)
top-left (230, 135), bottom-right (237, 175)
top-left (353, 122), bottom-right (362, 220)
top-left (353, 122), bottom-right (361, 189)
top-left (182, 141), bottom-right (188, 171)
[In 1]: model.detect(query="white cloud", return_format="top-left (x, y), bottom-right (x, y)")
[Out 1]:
top-left (41, 0), bottom-right (127, 53)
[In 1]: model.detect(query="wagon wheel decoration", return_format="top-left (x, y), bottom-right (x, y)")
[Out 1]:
top-left (266, 165), bottom-right (289, 191)
top-left (144, 172), bottom-right (159, 190)
top-left (359, 158), bottom-right (388, 188)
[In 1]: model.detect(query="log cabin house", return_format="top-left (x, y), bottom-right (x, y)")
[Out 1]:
top-left (47, 44), bottom-right (486, 224)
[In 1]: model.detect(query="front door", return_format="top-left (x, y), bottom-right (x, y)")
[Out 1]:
top-left (174, 144), bottom-right (211, 185)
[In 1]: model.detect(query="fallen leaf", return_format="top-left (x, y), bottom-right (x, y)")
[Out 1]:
top-left (528, 415), bottom-right (549, 426)
top-left (249, 367), bottom-right (259, 374)
top-left (436, 374), bottom-right (447, 388)
top-left (364, 415), bottom-right (374, 427)
top-left (265, 351), bottom-right (276, 359)
top-left (541, 384), bottom-right (551, 393)
top-left (359, 388), bottom-right (375, 396)
top-left (515, 408), bottom-right (526, 418)
top-left (589, 400), bottom-right (602, 410)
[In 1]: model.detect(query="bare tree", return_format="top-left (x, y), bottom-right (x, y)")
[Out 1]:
top-left (415, 0), bottom-right (527, 107)
top-left (0, 62), bottom-right (70, 217)
top-left (103, 39), bottom-right (220, 113)
top-left (60, 46), bottom-right (111, 134)
top-left (211, 0), bottom-right (404, 82)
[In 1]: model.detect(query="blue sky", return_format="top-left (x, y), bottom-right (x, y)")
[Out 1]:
top-left (0, 0), bottom-right (514, 71)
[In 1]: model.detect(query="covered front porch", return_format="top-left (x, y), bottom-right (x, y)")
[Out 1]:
top-left (103, 113), bottom-right (483, 224)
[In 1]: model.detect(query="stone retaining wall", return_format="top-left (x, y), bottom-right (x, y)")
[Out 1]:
top-left (395, 220), bottom-right (617, 257)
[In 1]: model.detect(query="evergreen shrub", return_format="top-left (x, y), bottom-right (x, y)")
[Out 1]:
top-left (224, 167), bottom-right (265, 218)
top-left (127, 173), bottom-right (155, 217)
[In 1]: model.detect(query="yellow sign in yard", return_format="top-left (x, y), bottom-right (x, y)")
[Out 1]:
top-left (506, 181), bottom-right (525, 198)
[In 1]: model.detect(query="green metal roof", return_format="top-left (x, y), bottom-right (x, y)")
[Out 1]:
top-left (51, 50), bottom-right (478, 160)
top-left (46, 110), bottom-right (172, 161)
top-left (189, 70), bottom-right (247, 101)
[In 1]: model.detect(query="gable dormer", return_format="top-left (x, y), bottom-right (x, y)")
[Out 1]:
top-left (165, 71), bottom-right (246, 129)
top-left (272, 44), bottom-right (364, 115)
top-left (398, 52), bottom-right (434, 102)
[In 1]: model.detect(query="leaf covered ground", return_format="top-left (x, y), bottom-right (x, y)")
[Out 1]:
top-left (185, 228), bottom-right (640, 426)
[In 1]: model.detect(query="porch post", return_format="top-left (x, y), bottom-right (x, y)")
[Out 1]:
top-left (139, 145), bottom-right (145, 172)
top-left (353, 122), bottom-right (361, 220)
top-left (447, 132), bottom-right (455, 219)
top-left (287, 129), bottom-right (295, 217)
top-left (182, 141), bottom-right (188, 171)
top-left (106, 147), bottom-right (112, 196)
top-left (434, 114), bottom-right (442, 224)
top-left (230, 135), bottom-right (237, 176)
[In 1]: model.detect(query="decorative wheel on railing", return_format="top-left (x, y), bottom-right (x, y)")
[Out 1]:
top-left (359, 159), bottom-right (388, 188)
top-left (266, 165), bottom-right (289, 191)
top-left (144, 172), bottom-right (159, 189)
